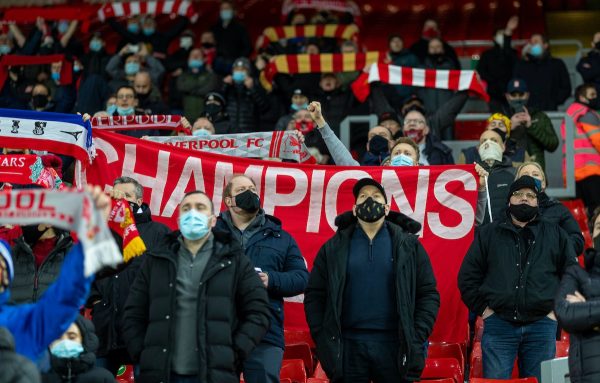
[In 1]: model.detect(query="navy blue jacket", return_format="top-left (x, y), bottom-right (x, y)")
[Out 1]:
top-left (216, 213), bottom-right (308, 349)
top-left (424, 134), bottom-right (454, 165)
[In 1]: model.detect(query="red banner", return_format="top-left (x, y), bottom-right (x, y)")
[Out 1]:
top-left (85, 130), bottom-right (478, 344)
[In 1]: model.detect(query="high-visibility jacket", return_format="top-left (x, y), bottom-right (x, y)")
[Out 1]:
top-left (561, 102), bottom-right (600, 181)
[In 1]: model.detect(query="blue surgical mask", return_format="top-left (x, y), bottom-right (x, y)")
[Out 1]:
top-left (530, 43), bottom-right (543, 57)
top-left (390, 153), bottom-right (414, 166)
top-left (291, 103), bottom-right (308, 111)
top-left (51, 72), bottom-right (60, 82)
top-left (192, 128), bottom-right (211, 137)
top-left (143, 27), bottom-right (155, 36)
top-left (73, 65), bottom-right (81, 73)
top-left (232, 71), bottom-right (246, 83)
top-left (220, 9), bottom-right (233, 21)
top-left (50, 339), bottom-right (84, 359)
top-left (127, 23), bottom-right (140, 34)
top-left (106, 104), bottom-right (118, 115)
top-left (89, 39), bottom-right (102, 52)
top-left (117, 106), bottom-right (135, 116)
top-left (125, 62), bottom-right (140, 76)
top-left (57, 21), bottom-right (69, 35)
top-left (0, 44), bottom-right (11, 55)
top-left (533, 177), bottom-right (543, 191)
top-left (188, 59), bottom-right (204, 70)
top-left (179, 210), bottom-right (211, 240)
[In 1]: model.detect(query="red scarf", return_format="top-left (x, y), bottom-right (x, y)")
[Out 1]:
top-left (0, 55), bottom-right (72, 91)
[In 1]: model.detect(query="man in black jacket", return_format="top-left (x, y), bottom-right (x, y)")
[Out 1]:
top-left (305, 178), bottom-right (440, 383)
top-left (458, 176), bottom-right (578, 381)
top-left (210, 0), bottom-right (252, 76)
top-left (216, 175), bottom-right (309, 383)
top-left (123, 190), bottom-right (270, 383)
top-left (88, 176), bottom-right (170, 374)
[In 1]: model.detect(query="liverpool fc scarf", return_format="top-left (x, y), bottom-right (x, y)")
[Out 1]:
top-left (260, 24), bottom-right (359, 49)
top-left (91, 115), bottom-right (185, 133)
top-left (0, 189), bottom-right (122, 276)
top-left (97, 1), bottom-right (199, 23)
top-left (351, 63), bottom-right (490, 102)
top-left (263, 52), bottom-right (383, 84)
top-left (0, 155), bottom-right (64, 190)
top-left (146, 131), bottom-right (316, 164)
top-left (107, 199), bottom-right (146, 263)
top-left (0, 109), bottom-right (94, 163)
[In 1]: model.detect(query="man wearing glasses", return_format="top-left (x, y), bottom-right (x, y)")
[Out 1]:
top-left (112, 86), bottom-right (158, 138)
top-left (458, 175), bottom-right (578, 382)
top-left (401, 108), bottom-right (454, 165)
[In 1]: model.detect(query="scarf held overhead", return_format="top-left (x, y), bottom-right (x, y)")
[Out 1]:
top-left (146, 131), bottom-right (316, 164)
top-left (352, 63), bottom-right (490, 102)
top-left (263, 51), bottom-right (383, 83)
top-left (260, 24), bottom-right (359, 49)
top-left (0, 189), bottom-right (122, 276)
top-left (91, 115), bottom-right (185, 132)
top-left (0, 55), bottom-right (72, 91)
top-left (97, 0), bottom-right (199, 23)
top-left (0, 108), bottom-right (94, 163)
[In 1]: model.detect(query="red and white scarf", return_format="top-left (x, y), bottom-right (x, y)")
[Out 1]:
top-left (91, 115), bottom-right (185, 133)
top-left (98, 1), bottom-right (199, 23)
top-left (352, 63), bottom-right (490, 102)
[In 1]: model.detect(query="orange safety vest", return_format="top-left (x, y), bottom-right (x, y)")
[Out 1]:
top-left (561, 102), bottom-right (600, 181)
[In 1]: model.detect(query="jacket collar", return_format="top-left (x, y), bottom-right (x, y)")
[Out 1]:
top-left (133, 203), bottom-right (153, 224)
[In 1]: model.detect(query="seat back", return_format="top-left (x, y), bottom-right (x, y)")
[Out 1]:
top-left (280, 359), bottom-right (307, 383)
top-left (284, 342), bottom-right (314, 376)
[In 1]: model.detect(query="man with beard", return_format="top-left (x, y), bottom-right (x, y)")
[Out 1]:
top-left (133, 71), bottom-right (169, 115)
top-left (216, 175), bottom-right (308, 383)
top-left (458, 176), bottom-right (578, 381)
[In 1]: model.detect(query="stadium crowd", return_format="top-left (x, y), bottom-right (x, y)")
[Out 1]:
top-left (1, 1), bottom-right (600, 382)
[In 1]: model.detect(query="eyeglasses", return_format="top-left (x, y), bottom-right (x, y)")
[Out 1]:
top-left (117, 94), bottom-right (135, 100)
top-left (512, 191), bottom-right (537, 200)
top-left (404, 119), bottom-right (426, 126)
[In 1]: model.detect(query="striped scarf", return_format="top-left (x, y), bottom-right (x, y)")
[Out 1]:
top-left (97, 0), bottom-right (199, 23)
top-left (260, 24), bottom-right (359, 49)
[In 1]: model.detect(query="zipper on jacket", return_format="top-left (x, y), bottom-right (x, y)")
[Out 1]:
top-left (369, 239), bottom-right (373, 262)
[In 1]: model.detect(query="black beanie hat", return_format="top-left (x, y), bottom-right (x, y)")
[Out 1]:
top-left (507, 175), bottom-right (540, 202)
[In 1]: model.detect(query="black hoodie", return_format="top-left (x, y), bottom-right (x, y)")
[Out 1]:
top-left (0, 327), bottom-right (41, 383)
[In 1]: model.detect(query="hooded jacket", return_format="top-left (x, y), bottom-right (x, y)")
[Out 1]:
top-left (555, 248), bottom-right (600, 383)
top-left (304, 211), bottom-right (439, 381)
top-left (478, 156), bottom-right (517, 225)
top-left (122, 230), bottom-right (270, 383)
top-left (43, 316), bottom-right (114, 383)
top-left (0, 327), bottom-right (41, 383)
top-left (538, 192), bottom-right (585, 255)
top-left (10, 232), bottom-right (73, 304)
top-left (0, 242), bottom-right (93, 361)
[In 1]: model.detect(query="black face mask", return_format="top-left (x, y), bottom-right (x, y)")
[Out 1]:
top-left (509, 203), bottom-right (538, 222)
top-left (595, 42), bottom-right (600, 51)
top-left (128, 201), bottom-right (141, 214)
top-left (202, 43), bottom-right (215, 49)
top-left (586, 97), bottom-right (600, 111)
top-left (355, 197), bottom-right (386, 223)
top-left (205, 103), bottom-right (222, 117)
top-left (508, 98), bottom-right (528, 111)
top-left (234, 189), bottom-right (260, 213)
top-left (22, 224), bottom-right (49, 246)
top-left (32, 94), bottom-right (49, 109)
top-left (429, 53), bottom-right (445, 63)
top-left (136, 92), bottom-right (150, 102)
top-left (368, 135), bottom-right (389, 156)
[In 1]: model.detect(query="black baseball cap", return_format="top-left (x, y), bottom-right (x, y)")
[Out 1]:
top-left (352, 178), bottom-right (387, 203)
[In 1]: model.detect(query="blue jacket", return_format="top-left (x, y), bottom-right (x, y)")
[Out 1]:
top-left (0, 242), bottom-right (93, 361)
top-left (216, 212), bottom-right (309, 349)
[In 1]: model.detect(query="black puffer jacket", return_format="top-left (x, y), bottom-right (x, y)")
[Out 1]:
top-left (459, 213), bottom-right (578, 323)
top-left (43, 316), bottom-right (115, 383)
top-left (0, 327), bottom-right (41, 383)
top-left (134, 204), bottom-right (171, 252)
top-left (10, 233), bottom-right (73, 303)
top-left (223, 82), bottom-right (270, 133)
top-left (122, 230), bottom-right (270, 383)
top-left (304, 211), bottom-right (439, 382)
top-left (538, 193), bottom-right (585, 255)
top-left (555, 248), bottom-right (600, 383)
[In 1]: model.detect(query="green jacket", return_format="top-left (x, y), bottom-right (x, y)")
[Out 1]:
top-left (526, 108), bottom-right (559, 171)
top-left (177, 69), bottom-right (219, 122)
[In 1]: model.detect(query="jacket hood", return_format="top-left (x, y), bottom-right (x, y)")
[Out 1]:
top-left (133, 203), bottom-right (154, 224)
top-left (0, 327), bottom-right (15, 351)
top-left (0, 239), bottom-right (13, 284)
top-left (50, 315), bottom-right (97, 377)
top-left (334, 210), bottom-right (422, 234)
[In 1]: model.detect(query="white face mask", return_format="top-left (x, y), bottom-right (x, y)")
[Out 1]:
top-left (494, 32), bottom-right (504, 46)
top-left (478, 140), bottom-right (503, 162)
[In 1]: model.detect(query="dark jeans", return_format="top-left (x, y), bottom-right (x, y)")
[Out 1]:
top-left (170, 373), bottom-right (199, 383)
top-left (337, 338), bottom-right (406, 383)
top-left (243, 343), bottom-right (284, 383)
top-left (482, 314), bottom-right (557, 381)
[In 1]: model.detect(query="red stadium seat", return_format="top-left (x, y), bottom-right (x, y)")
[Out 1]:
top-left (284, 342), bottom-right (314, 376)
top-left (281, 359), bottom-right (307, 383)
top-left (417, 379), bottom-right (455, 383)
top-left (285, 329), bottom-right (316, 348)
top-left (428, 342), bottom-right (465, 372)
top-left (469, 342), bottom-right (483, 379)
top-left (307, 379), bottom-right (329, 383)
top-left (556, 340), bottom-right (569, 358)
top-left (470, 378), bottom-right (538, 383)
top-left (561, 329), bottom-right (569, 342)
top-left (115, 365), bottom-right (134, 383)
top-left (312, 362), bottom-right (328, 379)
top-left (474, 316), bottom-right (484, 342)
top-left (421, 358), bottom-right (463, 383)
